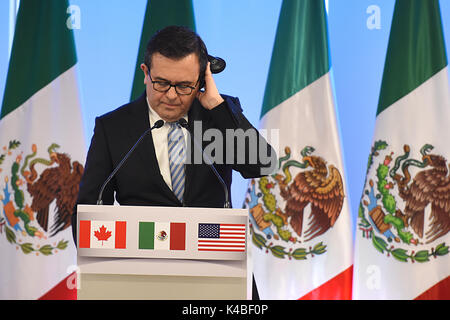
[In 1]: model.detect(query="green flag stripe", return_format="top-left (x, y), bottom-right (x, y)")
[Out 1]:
top-left (377, 0), bottom-right (447, 116)
top-left (260, 0), bottom-right (330, 119)
top-left (139, 222), bottom-right (155, 249)
top-left (130, 0), bottom-right (196, 101)
top-left (1, 0), bottom-right (77, 119)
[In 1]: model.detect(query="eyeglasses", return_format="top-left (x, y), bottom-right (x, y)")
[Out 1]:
top-left (148, 73), bottom-right (198, 95)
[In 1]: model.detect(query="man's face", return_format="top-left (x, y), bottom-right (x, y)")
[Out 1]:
top-left (142, 52), bottom-right (200, 122)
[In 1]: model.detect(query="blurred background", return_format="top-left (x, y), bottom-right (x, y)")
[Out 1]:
top-left (0, 0), bottom-right (449, 233)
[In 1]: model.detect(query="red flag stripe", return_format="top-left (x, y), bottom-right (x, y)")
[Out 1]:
top-left (39, 272), bottom-right (77, 300)
top-left (220, 232), bottom-right (245, 235)
top-left (170, 222), bottom-right (186, 250)
top-left (220, 236), bottom-right (246, 239)
top-left (79, 220), bottom-right (91, 248)
top-left (415, 276), bottom-right (450, 300)
top-left (115, 221), bottom-right (127, 249)
top-left (198, 243), bottom-right (245, 248)
top-left (221, 226), bottom-right (245, 228)
top-left (298, 265), bottom-right (353, 300)
top-left (198, 240), bottom-right (245, 243)
top-left (199, 248), bottom-right (245, 252)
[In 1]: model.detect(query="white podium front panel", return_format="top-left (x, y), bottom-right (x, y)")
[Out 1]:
top-left (77, 205), bottom-right (248, 260)
top-left (76, 205), bottom-right (250, 299)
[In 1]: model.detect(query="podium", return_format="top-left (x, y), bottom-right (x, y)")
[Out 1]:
top-left (76, 205), bottom-right (250, 300)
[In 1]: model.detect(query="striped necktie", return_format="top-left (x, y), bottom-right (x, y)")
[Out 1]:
top-left (168, 122), bottom-right (186, 202)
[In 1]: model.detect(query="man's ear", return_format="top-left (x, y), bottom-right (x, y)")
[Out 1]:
top-left (140, 63), bottom-right (148, 84)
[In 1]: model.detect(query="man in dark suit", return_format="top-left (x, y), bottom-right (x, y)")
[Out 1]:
top-left (72, 26), bottom-right (275, 240)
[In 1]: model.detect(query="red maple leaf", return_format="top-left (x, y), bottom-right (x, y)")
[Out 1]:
top-left (94, 225), bottom-right (112, 246)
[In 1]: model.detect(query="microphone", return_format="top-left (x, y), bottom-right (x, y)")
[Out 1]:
top-left (96, 119), bottom-right (164, 205)
top-left (177, 118), bottom-right (231, 208)
top-left (208, 55), bottom-right (226, 74)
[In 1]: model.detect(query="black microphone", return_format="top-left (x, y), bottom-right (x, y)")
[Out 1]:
top-left (96, 119), bottom-right (165, 205)
top-left (208, 55), bottom-right (226, 74)
top-left (177, 118), bottom-right (231, 208)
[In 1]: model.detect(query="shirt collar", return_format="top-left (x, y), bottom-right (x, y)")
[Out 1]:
top-left (146, 96), bottom-right (188, 127)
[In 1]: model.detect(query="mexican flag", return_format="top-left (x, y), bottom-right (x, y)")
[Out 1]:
top-left (354, 0), bottom-right (450, 299)
top-left (138, 221), bottom-right (186, 250)
top-left (0, 0), bottom-right (86, 299)
top-left (244, 0), bottom-right (353, 299)
top-left (130, 0), bottom-right (196, 101)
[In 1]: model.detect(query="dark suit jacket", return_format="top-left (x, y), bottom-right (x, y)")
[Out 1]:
top-left (71, 92), bottom-right (275, 241)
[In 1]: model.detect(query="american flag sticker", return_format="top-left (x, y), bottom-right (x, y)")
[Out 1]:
top-left (197, 223), bottom-right (246, 252)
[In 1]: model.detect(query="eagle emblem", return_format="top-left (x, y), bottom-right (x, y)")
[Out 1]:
top-left (0, 140), bottom-right (84, 255)
top-left (359, 141), bottom-right (449, 263)
top-left (244, 146), bottom-right (345, 260)
top-left (157, 230), bottom-right (168, 241)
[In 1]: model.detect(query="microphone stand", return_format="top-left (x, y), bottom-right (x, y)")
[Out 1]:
top-left (177, 118), bottom-right (231, 208)
top-left (96, 119), bottom-right (164, 205)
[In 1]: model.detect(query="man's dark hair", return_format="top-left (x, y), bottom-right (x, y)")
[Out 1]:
top-left (144, 25), bottom-right (208, 84)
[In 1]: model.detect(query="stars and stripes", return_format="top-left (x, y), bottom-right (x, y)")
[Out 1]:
top-left (198, 223), bottom-right (246, 252)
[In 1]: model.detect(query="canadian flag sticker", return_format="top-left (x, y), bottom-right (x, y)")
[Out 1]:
top-left (79, 220), bottom-right (127, 249)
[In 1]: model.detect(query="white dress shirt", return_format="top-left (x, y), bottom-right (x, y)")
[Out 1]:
top-left (146, 97), bottom-right (188, 191)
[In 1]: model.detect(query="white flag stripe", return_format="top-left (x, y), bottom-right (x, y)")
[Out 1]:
top-left (154, 222), bottom-right (170, 250)
top-left (198, 243), bottom-right (245, 248)
top-left (198, 240), bottom-right (245, 243)
top-left (210, 236), bottom-right (246, 239)
top-left (220, 232), bottom-right (245, 235)
top-left (90, 221), bottom-right (116, 249)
